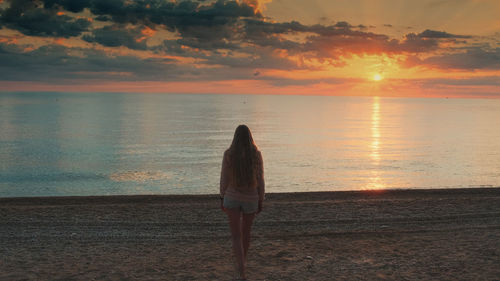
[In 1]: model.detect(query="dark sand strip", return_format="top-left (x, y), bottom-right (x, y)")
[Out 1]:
top-left (1, 188), bottom-right (499, 280)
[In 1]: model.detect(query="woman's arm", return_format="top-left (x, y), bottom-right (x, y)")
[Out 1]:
top-left (256, 150), bottom-right (265, 202)
top-left (220, 150), bottom-right (230, 198)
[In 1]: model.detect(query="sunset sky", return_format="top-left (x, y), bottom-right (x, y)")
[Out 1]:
top-left (0, 0), bottom-right (499, 98)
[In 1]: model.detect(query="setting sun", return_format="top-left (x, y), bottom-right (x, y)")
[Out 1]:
top-left (373, 73), bottom-right (383, 81)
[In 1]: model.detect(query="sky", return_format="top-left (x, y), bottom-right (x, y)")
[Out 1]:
top-left (0, 0), bottom-right (499, 98)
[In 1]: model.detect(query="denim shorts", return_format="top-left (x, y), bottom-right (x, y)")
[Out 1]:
top-left (223, 196), bottom-right (259, 214)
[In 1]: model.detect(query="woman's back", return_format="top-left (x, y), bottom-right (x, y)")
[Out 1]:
top-left (220, 148), bottom-right (265, 202)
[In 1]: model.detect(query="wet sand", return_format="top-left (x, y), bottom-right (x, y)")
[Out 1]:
top-left (1, 188), bottom-right (499, 280)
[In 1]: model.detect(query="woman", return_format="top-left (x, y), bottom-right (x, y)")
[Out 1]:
top-left (220, 125), bottom-right (265, 281)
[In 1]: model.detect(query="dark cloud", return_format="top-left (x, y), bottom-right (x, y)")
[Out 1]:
top-left (244, 20), bottom-right (309, 38)
top-left (417, 29), bottom-right (471, 39)
top-left (176, 35), bottom-right (240, 50)
top-left (1, 0), bottom-right (260, 39)
top-left (300, 27), bottom-right (446, 58)
top-left (155, 0), bottom-right (260, 50)
top-left (0, 0), bottom-right (91, 37)
top-left (83, 25), bottom-right (148, 50)
top-left (397, 32), bottom-right (439, 53)
top-left (0, 41), bottom-right (180, 81)
top-left (86, 0), bottom-right (260, 38)
top-left (0, 40), bottom-right (300, 83)
top-left (204, 47), bottom-right (302, 69)
top-left (334, 21), bottom-right (351, 28)
top-left (243, 19), bottom-right (411, 58)
top-left (94, 15), bottom-right (111, 22)
top-left (158, 39), bottom-right (303, 70)
top-left (421, 76), bottom-right (500, 87)
top-left (41, 0), bottom-right (92, 13)
top-left (404, 47), bottom-right (500, 70)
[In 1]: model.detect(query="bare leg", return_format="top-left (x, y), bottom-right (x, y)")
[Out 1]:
top-left (242, 212), bottom-right (256, 261)
top-left (226, 208), bottom-right (246, 279)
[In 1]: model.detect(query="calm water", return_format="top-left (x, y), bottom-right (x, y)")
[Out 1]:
top-left (1, 92), bottom-right (499, 197)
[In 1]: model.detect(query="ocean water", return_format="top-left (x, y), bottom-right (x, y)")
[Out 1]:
top-left (1, 92), bottom-right (499, 197)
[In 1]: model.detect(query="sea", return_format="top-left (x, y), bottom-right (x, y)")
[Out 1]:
top-left (1, 92), bottom-right (499, 197)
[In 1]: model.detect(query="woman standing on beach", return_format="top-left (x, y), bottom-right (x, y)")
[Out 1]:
top-left (220, 125), bottom-right (265, 281)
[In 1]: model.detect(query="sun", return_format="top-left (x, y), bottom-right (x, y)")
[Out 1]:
top-left (372, 73), bottom-right (383, 81)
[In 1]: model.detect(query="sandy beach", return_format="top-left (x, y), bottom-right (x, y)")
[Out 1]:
top-left (1, 188), bottom-right (499, 280)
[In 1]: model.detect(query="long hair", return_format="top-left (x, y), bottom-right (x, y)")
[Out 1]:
top-left (229, 125), bottom-right (258, 187)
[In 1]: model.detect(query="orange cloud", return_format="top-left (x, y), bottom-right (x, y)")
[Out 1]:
top-left (52, 37), bottom-right (74, 47)
top-left (136, 26), bottom-right (156, 43)
top-left (0, 35), bottom-right (18, 44)
top-left (241, 0), bottom-right (272, 13)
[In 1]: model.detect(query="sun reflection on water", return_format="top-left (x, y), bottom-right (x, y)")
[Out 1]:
top-left (367, 96), bottom-right (385, 190)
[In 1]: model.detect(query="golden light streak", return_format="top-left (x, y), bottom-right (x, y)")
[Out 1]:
top-left (367, 96), bottom-right (386, 190)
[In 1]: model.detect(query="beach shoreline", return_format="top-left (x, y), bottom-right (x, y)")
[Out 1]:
top-left (1, 188), bottom-right (499, 280)
top-left (2, 186), bottom-right (498, 203)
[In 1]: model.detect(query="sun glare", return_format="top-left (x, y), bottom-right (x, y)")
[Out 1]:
top-left (373, 73), bottom-right (383, 81)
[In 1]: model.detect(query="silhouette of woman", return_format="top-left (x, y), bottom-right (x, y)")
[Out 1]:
top-left (220, 125), bottom-right (265, 280)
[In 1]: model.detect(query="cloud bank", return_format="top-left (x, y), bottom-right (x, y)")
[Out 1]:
top-left (0, 0), bottom-right (498, 97)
